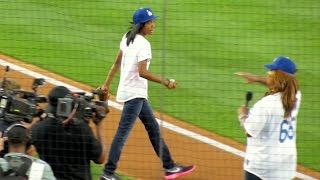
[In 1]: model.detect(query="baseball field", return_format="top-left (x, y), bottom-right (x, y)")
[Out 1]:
top-left (0, 0), bottom-right (319, 179)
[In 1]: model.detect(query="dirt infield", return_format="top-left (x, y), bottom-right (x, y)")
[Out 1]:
top-left (1, 53), bottom-right (319, 180)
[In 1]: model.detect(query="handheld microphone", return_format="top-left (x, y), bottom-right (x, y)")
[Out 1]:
top-left (245, 91), bottom-right (253, 107)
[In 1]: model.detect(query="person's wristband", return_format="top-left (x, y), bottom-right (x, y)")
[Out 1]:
top-left (166, 79), bottom-right (171, 87)
top-left (238, 114), bottom-right (248, 119)
top-left (238, 114), bottom-right (248, 127)
top-left (162, 78), bottom-right (170, 87)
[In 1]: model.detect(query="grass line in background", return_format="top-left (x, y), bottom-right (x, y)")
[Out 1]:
top-left (0, 0), bottom-right (319, 171)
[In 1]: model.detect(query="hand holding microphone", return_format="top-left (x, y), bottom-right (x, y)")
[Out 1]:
top-left (239, 91), bottom-right (253, 113)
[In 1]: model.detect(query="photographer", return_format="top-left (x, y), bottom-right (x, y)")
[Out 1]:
top-left (31, 86), bottom-right (107, 180)
top-left (0, 123), bottom-right (56, 179)
top-left (0, 79), bottom-right (24, 158)
top-left (0, 70), bottom-right (47, 160)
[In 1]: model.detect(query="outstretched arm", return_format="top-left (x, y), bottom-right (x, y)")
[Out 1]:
top-left (234, 72), bottom-right (267, 85)
top-left (102, 49), bottom-right (122, 90)
top-left (138, 60), bottom-right (177, 89)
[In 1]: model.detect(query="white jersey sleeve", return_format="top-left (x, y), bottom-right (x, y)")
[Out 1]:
top-left (120, 34), bottom-right (126, 50)
top-left (137, 38), bottom-right (151, 62)
top-left (119, 33), bottom-right (151, 62)
top-left (244, 99), bottom-right (269, 138)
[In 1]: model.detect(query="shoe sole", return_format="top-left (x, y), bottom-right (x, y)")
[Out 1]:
top-left (164, 165), bottom-right (196, 180)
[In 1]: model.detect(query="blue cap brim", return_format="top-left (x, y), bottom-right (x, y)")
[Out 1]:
top-left (138, 16), bottom-right (159, 24)
top-left (264, 64), bottom-right (276, 70)
top-left (147, 15), bottom-right (159, 22)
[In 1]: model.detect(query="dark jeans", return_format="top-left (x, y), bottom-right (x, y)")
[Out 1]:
top-left (244, 171), bottom-right (262, 180)
top-left (103, 98), bottom-right (175, 175)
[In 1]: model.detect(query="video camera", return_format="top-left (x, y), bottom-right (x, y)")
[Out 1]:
top-left (56, 90), bottom-right (108, 125)
top-left (0, 66), bottom-right (47, 123)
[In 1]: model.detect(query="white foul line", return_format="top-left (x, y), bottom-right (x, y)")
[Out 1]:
top-left (0, 59), bottom-right (316, 180)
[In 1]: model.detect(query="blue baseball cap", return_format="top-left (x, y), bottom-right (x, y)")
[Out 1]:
top-left (133, 7), bottom-right (158, 25)
top-left (264, 56), bottom-right (297, 74)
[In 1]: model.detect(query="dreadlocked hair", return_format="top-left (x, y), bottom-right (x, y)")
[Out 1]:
top-left (125, 22), bottom-right (145, 46)
top-left (264, 70), bottom-right (299, 118)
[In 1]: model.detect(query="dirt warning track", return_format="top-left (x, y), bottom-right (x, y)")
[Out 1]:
top-left (0, 53), bottom-right (319, 180)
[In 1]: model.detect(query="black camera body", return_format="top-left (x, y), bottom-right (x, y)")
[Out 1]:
top-left (0, 65), bottom-right (47, 124)
top-left (14, 89), bottom-right (47, 104)
top-left (56, 92), bottom-right (108, 125)
top-left (0, 88), bottom-right (47, 123)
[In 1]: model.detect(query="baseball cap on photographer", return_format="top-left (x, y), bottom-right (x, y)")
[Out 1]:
top-left (46, 86), bottom-right (71, 113)
top-left (264, 56), bottom-right (297, 74)
top-left (48, 86), bottom-right (70, 106)
top-left (5, 124), bottom-right (30, 145)
top-left (133, 7), bottom-right (158, 24)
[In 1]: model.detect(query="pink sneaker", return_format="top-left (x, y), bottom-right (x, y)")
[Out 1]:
top-left (164, 164), bottom-right (196, 180)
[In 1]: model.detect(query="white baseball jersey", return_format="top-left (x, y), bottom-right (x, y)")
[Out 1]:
top-left (116, 34), bottom-right (152, 102)
top-left (244, 91), bottom-right (301, 180)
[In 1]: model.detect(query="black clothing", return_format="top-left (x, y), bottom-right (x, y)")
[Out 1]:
top-left (0, 120), bottom-right (11, 132)
top-left (244, 171), bottom-right (263, 180)
top-left (31, 116), bottom-right (102, 180)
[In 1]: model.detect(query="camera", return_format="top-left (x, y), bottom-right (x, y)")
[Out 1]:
top-left (0, 93), bottom-right (40, 123)
top-left (0, 66), bottom-right (47, 123)
top-left (56, 91), bottom-right (108, 125)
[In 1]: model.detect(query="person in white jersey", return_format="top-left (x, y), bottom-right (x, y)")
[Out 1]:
top-left (99, 7), bottom-right (195, 180)
top-left (235, 56), bottom-right (301, 180)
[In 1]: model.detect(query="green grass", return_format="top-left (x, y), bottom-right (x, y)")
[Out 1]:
top-left (0, 0), bottom-right (319, 171)
top-left (91, 163), bottom-right (136, 180)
